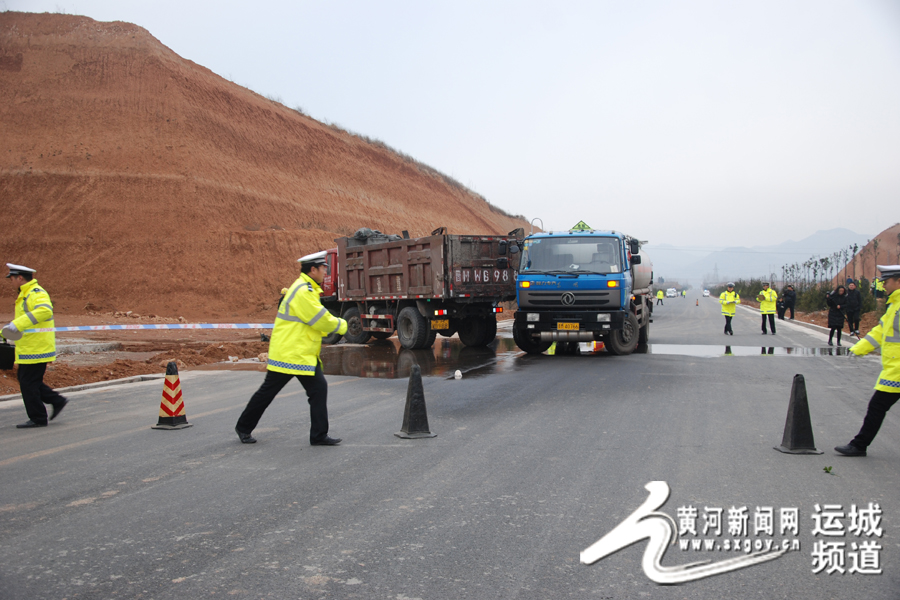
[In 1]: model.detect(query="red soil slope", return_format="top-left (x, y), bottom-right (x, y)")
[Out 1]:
top-left (835, 223), bottom-right (900, 285)
top-left (0, 12), bottom-right (530, 320)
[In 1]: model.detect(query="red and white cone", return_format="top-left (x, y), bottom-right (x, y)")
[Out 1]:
top-left (151, 361), bottom-right (192, 430)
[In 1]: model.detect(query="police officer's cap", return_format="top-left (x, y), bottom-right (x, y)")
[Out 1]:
top-left (297, 251), bottom-right (327, 266)
top-left (726, 282), bottom-right (735, 287)
top-left (877, 265), bottom-right (900, 278)
top-left (5, 263), bottom-right (35, 278)
top-left (762, 282), bottom-right (770, 286)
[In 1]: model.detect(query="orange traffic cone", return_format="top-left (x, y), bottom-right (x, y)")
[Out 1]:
top-left (151, 361), bottom-right (192, 430)
top-left (696, 299), bottom-right (699, 306)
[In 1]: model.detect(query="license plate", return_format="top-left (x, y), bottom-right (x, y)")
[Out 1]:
top-left (557, 322), bottom-right (579, 331)
top-left (431, 319), bottom-right (449, 330)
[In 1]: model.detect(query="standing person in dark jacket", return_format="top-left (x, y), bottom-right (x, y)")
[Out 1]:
top-left (826, 285), bottom-right (847, 346)
top-left (781, 285), bottom-right (796, 320)
top-left (844, 279), bottom-right (862, 336)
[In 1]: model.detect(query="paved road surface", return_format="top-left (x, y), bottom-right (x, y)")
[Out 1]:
top-left (1, 291), bottom-right (897, 599)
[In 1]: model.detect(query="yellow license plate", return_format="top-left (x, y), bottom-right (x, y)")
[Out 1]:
top-left (431, 319), bottom-right (450, 330)
top-left (557, 322), bottom-right (579, 331)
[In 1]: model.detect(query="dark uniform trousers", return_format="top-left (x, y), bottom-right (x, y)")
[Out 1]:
top-left (783, 302), bottom-right (795, 319)
top-left (236, 366), bottom-right (330, 443)
top-left (761, 314), bottom-right (776, 334)
top-left (17, 362), bottom-right (67, 425)
top-left (851, 391), bottom-right (899, 450)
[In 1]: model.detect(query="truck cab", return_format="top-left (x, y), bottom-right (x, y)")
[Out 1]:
top-left (512, 222), bottom-right (652, 355)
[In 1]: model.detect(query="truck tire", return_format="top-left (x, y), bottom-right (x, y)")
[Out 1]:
top-left (457, 316), bottom-right (496, 347)
top-left (342, 306), bottom-right (371, 344)
top-left (638, 318), bottom-right (650, 345)
top-left (482, 315), bottom-right (498, 345)
top-left (513, 324), bottom-right (552, 354)
top-left (322, 330), bottom-right (343, 345)
top-left (397, 306), bottom-right (430, 349)
top-left (606, 312), bottom-right (639, 355)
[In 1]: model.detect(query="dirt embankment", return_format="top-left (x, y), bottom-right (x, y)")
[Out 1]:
top-left (0, 12), bottom-right (531, 322)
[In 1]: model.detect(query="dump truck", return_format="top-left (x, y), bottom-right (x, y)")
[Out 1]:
top-left (512, 221), bottom-right (653, 355)
top-left (317, 227), bottom-right (523, 350)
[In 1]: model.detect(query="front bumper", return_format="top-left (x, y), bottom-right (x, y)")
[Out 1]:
top-left (514, 310), bottom-right (626, 341)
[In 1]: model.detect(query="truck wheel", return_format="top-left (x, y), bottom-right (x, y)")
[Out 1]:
top-left (606, 313), bottom-right (639, 355)
top-left (482, 315), bottom-right (498, 345)
top-left (397, 307), bottom-right (429, 349)
top-left (513, 324), bottom-right (552, 354)
top-left (322, 331), bottom-right (343, 345)
top-left (342, 306), bottom-right (371, 344)
top-left (638, 318), bottom-right (650, 345)
top-left (458, 317), bottom-right (491, 347)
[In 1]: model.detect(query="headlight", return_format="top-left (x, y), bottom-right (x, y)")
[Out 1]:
top-left (527, 313), bottom-right (540, 322)
top-left (520, 281), bottom-right (531, 288)
top-left (596, 313), bottom-right (611, 322)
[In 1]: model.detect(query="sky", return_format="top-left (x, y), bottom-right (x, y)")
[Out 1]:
top-left (5, 0), bottom-right (900, 249)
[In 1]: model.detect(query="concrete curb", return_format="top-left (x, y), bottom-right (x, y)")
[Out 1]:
top-left (0, 373), bottom-right (166, 403)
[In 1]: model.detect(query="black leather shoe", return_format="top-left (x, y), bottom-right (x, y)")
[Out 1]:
top-left (835, 444), bottom-right (866, 457)
top-left (311, 436), bottom-right (342, 446)
top-left (16, 420), bottom-right (47, 428)
top-left (50, 399), bottom-right (68, 421)
top-left (235, 427), bottom-right (256, 444)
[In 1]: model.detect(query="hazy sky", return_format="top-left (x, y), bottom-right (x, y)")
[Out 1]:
top-left (6, 0), bottom-right (900, 248)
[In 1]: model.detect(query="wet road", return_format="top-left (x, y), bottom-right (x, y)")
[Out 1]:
top-left (1, 291), bottom-right (897, 599)
top-left (320, 294), bottom-right (854, 379)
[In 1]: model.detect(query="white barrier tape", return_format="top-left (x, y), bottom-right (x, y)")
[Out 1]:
top-left (23, 323), bottom-right (274, 333)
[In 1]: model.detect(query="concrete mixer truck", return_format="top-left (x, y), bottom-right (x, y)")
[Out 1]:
top-left (512, 221), bottom-right (653, 355)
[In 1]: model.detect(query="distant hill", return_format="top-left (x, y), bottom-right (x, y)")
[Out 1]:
top-left (0, 12), bottom-right (530, 318)
top-left (647, 228), bottom-right (873, 285)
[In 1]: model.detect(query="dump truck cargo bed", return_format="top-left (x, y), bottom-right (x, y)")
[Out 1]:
top-left (336, 233), bottom-right (518, 302)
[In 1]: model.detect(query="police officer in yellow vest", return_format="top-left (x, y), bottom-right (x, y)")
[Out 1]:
top-left (656, 289), bottom-right (664, 305)
top-left (235, 252), bottom-right (348, 445)
top-left (757, 282), bottom-right (777, 335)
top-left (834, 265), bottom-right (900, 456)
top-left (2, 264), bottom-right (68, 428)
top-left (719, 283), bottom-right (739, 335)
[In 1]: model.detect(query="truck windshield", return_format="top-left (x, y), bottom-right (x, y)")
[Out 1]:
top-left (520, 237), bottom-right (622, 274)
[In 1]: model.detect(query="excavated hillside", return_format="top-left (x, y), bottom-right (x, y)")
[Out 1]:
top-left (0, 12), bottom-right (530, 320)
top-left (834, 223), bottom-right (900, 285)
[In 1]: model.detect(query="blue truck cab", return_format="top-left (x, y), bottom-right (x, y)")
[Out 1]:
top-left (512, 222), bottom-right (653, 355)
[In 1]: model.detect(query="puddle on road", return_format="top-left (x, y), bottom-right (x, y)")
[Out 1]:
top-left (318, 333), bottom-right (851, 380)
top-left (321, 336), bottom-right (522, 380)
top-left (640, 344), bottom-right (852, 358)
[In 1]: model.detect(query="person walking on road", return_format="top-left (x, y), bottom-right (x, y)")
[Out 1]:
top-left (656, 289), bottom-right (664, 305)
top-left (834, 265), bottom-right (900, 457)
top-left (758, 282), bottom-right (777, 335)
top-left (782, 284), bottom-right (796, 320)
top-left (826, 285), bottom-right (847, 347)
top-left (1, 264), bottom-right (68, 428)
top-left (719, 283), bottom-right (739, 335)
top-left (235, 252), bottom-right (348, 445)
top-left (845, 279), bottom-right (862, 336)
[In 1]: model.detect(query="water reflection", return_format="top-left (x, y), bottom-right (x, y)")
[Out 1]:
top-left (320, 335), bottom-right (853, 380)
top-left (647, 344), bottom-right (852, 357)
top-left (321, 336), bottom-right (522, 379)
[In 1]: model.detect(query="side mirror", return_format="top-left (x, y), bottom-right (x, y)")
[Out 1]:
top-left (509, 244), bottom-right (519, 255)
top-left (629, 240), bottom-right (640, 255)
top-left (631, 255), bottom-right (642, 265)
top-left (499, 240), bottom-right (508, 255)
